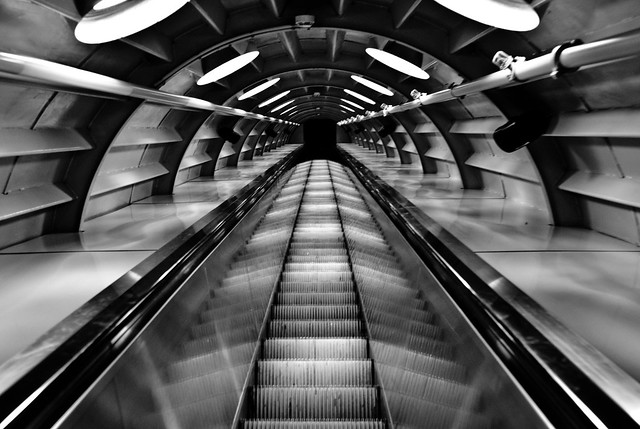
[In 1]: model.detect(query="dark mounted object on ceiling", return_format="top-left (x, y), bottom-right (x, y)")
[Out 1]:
top-left (493, 112), bottom-right (555, 153)
top-left (264, 125), bottom-right (278, 137)
top-left (354, 125), bottom-right (365, 134)
top-left (377, 116), bottom-right (399, 138)
top-left (217, 126), bottom-right (241, 144)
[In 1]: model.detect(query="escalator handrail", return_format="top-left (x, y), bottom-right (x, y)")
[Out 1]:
top-left (340, 148), bottom-right (640, 429)
top-left (0, 148), bottom-right (302, 429)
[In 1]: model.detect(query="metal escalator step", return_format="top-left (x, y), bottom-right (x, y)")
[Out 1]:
top-left (287, 255), bottom-right (349, 263)
top-left (284, 262), bottom-right (351, 272)
top-left (254, 386), bottom-right (379, 419)
top-left (277, 292), bottom-right (356, 305)
top-left (280, 281), bottom-right (354, 293)
top-left (243, 420), bottom-right (386, 429)
top-left (263, 338), bottom-right (368, 360)
top-left (269, 320), bottom-right (362, 338)
top-left (272, 305), bottom-right (359, 320)
top-left (281, 272), bottom-right (352, 283)
top-left (258, 360), bottom-right (373, 386)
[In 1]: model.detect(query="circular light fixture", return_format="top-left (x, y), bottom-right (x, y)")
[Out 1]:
top-left (271, 99), bottom-right (295, 112)
top-left (350, 75), bottom-right (394, 96)
top-left (259, 90), bottom-right (290, 108)
top-left (433, 0), bottom-right (539, 31)
top-left (92, 0), bottom-right (127, 10)
top-left (238, 78), bottom-right (280, 101)
top-left (365, 48), bottom-right (430, 80)
top-left (340, 98), bottom-right (364, 110)
top-left (75, 0), bottom-right (189, 44)
top-left (344, 89), bottom-right (375, 105)
top-left (197, 51), bottom-right (260, 86)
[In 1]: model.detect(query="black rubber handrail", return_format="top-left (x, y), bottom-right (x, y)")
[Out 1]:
top-left (340, 148), bottom-right (639, 429)
top-left (0, 148), bottom-right (302, 429)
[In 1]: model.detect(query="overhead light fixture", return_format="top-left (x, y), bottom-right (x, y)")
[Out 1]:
top-left (259, 90), bottom-right (290, 108)
top-left (74, 0), bottom-right (189, 44)
top-left (344, 89), bottom-right (375, 105)
top-left (340, 98), bottom-right (364, 110)
top-left (350, 75), bottom-right (394, 96)
top-left (271, 99), bottom-right (295, 112)
top-left (197, 51), bottom-right (260, 86)
top-left (92, 0), bottom-right (127, 10)
top-left (432, 0), bottom-right (539, 31)
top-left (365, 48), bottom-right (430, 80)
top-left (280, 105), bottom-right (297, 115)
top-left (339, 104), bottom-right (355, 112)
top-left (238, 78), bottom-right (280, 100)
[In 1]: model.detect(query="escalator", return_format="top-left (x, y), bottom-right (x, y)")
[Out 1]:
top-left (2, 157), bottom-right (637, 429)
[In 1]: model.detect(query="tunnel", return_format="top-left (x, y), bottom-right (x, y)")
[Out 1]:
top-left (1, 0), bottom-right (640, 428)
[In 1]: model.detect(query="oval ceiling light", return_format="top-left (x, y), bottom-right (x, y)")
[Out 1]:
top-left (365, 48), bottom-right (430, 80)
top-left (93, 0), bottom-right (127, 10)
top-left (74, 0), bottom-right (189, 44)
top-left (197, 51), bottom-right (260, 86)
top-left (433, 0), bottom-right (539, 31)
top-left (259, 90), bottom-right (290, 108)
top-left (340, 98), bottom-right (364, 110)
top-left (344, 89), bottom-right (375, 105)
top-left (238, 78), bottom-right (280, 100)
top-left (339, 104), bottom-right (355, 112)
top-left (271, 99), bottom-right (296, 112)
top-left (350, 75), bottom-right (394, 96)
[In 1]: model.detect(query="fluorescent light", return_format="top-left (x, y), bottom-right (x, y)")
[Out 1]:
top-left (344, 89), bottom-right (375, 105)
top-left (433, 0), bottom-right (539, 31)
top-left (271, 99), bottom-right (295, 112)
top-left (93, 0), bottom-right (127, 10)
top-left (75, 0), bottom-right (189, 44)
top-left (340, 98), bottom-right (364, 110)
top-left (198, 51), bottom-right (260, 85)
top-left (259, 90), bottom-right (290, 107)
top-left (238, 78), bottom-right (280, 100)
top-left (339, 104), bottom-right (355, 112)
top-left (350, 75), bottom-right (393, 96)
top-left (365, 48), bottom-right (430, 80)
top-left (280, 105), bottom-right (297, 115)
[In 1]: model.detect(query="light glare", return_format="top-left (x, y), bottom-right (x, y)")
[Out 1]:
top-left (351, 75), bottom-right (394, 96)
top-left (344, 89), bottom-right (375, 105)
top-left (238, 78), bottom-right (280, 100)
top-left (198, 51), bottom-right (260, 85)
top-left (75, 0), bottom-right (189, 44)
top-left (93, 0), bottom-right (127, 10)
top-left (259, 90), bottom-right (290, 108)
top-left (365, 48), bottom-right (430, 80)
top-left (433, 0), bottom-right (539, 31)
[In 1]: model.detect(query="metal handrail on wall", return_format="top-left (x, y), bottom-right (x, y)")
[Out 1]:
top-left (339, 148), bottom-right (640, 429)
top-left (0, 148), bottom-right (302, 429)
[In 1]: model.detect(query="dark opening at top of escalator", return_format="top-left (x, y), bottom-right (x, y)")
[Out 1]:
top-left (299, 118), bottom-right (341, 162)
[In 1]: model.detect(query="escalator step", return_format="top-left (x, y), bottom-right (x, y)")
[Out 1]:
top-left (258, 360), bottom-right (373, 386)
top-left (269, 320), bottom-right (362, 338)
top-left (277, 292), bottom-right (356, 305)
top-left (280, 281), bottom-right (353, 293)
top-left (263, 338), bottom-right (368, 360)
top-left (281, 272), bottom-right (352, 282)
top-left (243, 420), bottom-right (386, 429)
top-left (272, 305), bottom-right (358, 320)
top-left (254, 386), bottom-right (379, 419)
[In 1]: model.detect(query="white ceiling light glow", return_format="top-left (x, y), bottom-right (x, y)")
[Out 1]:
top-left (340, 98), bottom-right (364, 110)
top-left (271, 99), bottom-right (295, 112)
top-left (238, 78), bottom-right (280, 100)
top-left (344, 89), bottom-right (375, 105)
top-left (433, 0), bottom-right (539, 31)
top-left (259, 90), bottom-right (290, 108)
top-left (339, 104), bottom-right (355, 112)
top-left (197, 51), bottom-right (260, 86)
top-left (93, 0), bottom-right (127, 10)
top-left (351, 75), bottom-right (394, 96)
top-left (75, 0), bottom-right (189, 44)
top-left (365, 48), bottom-right (430, 80)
